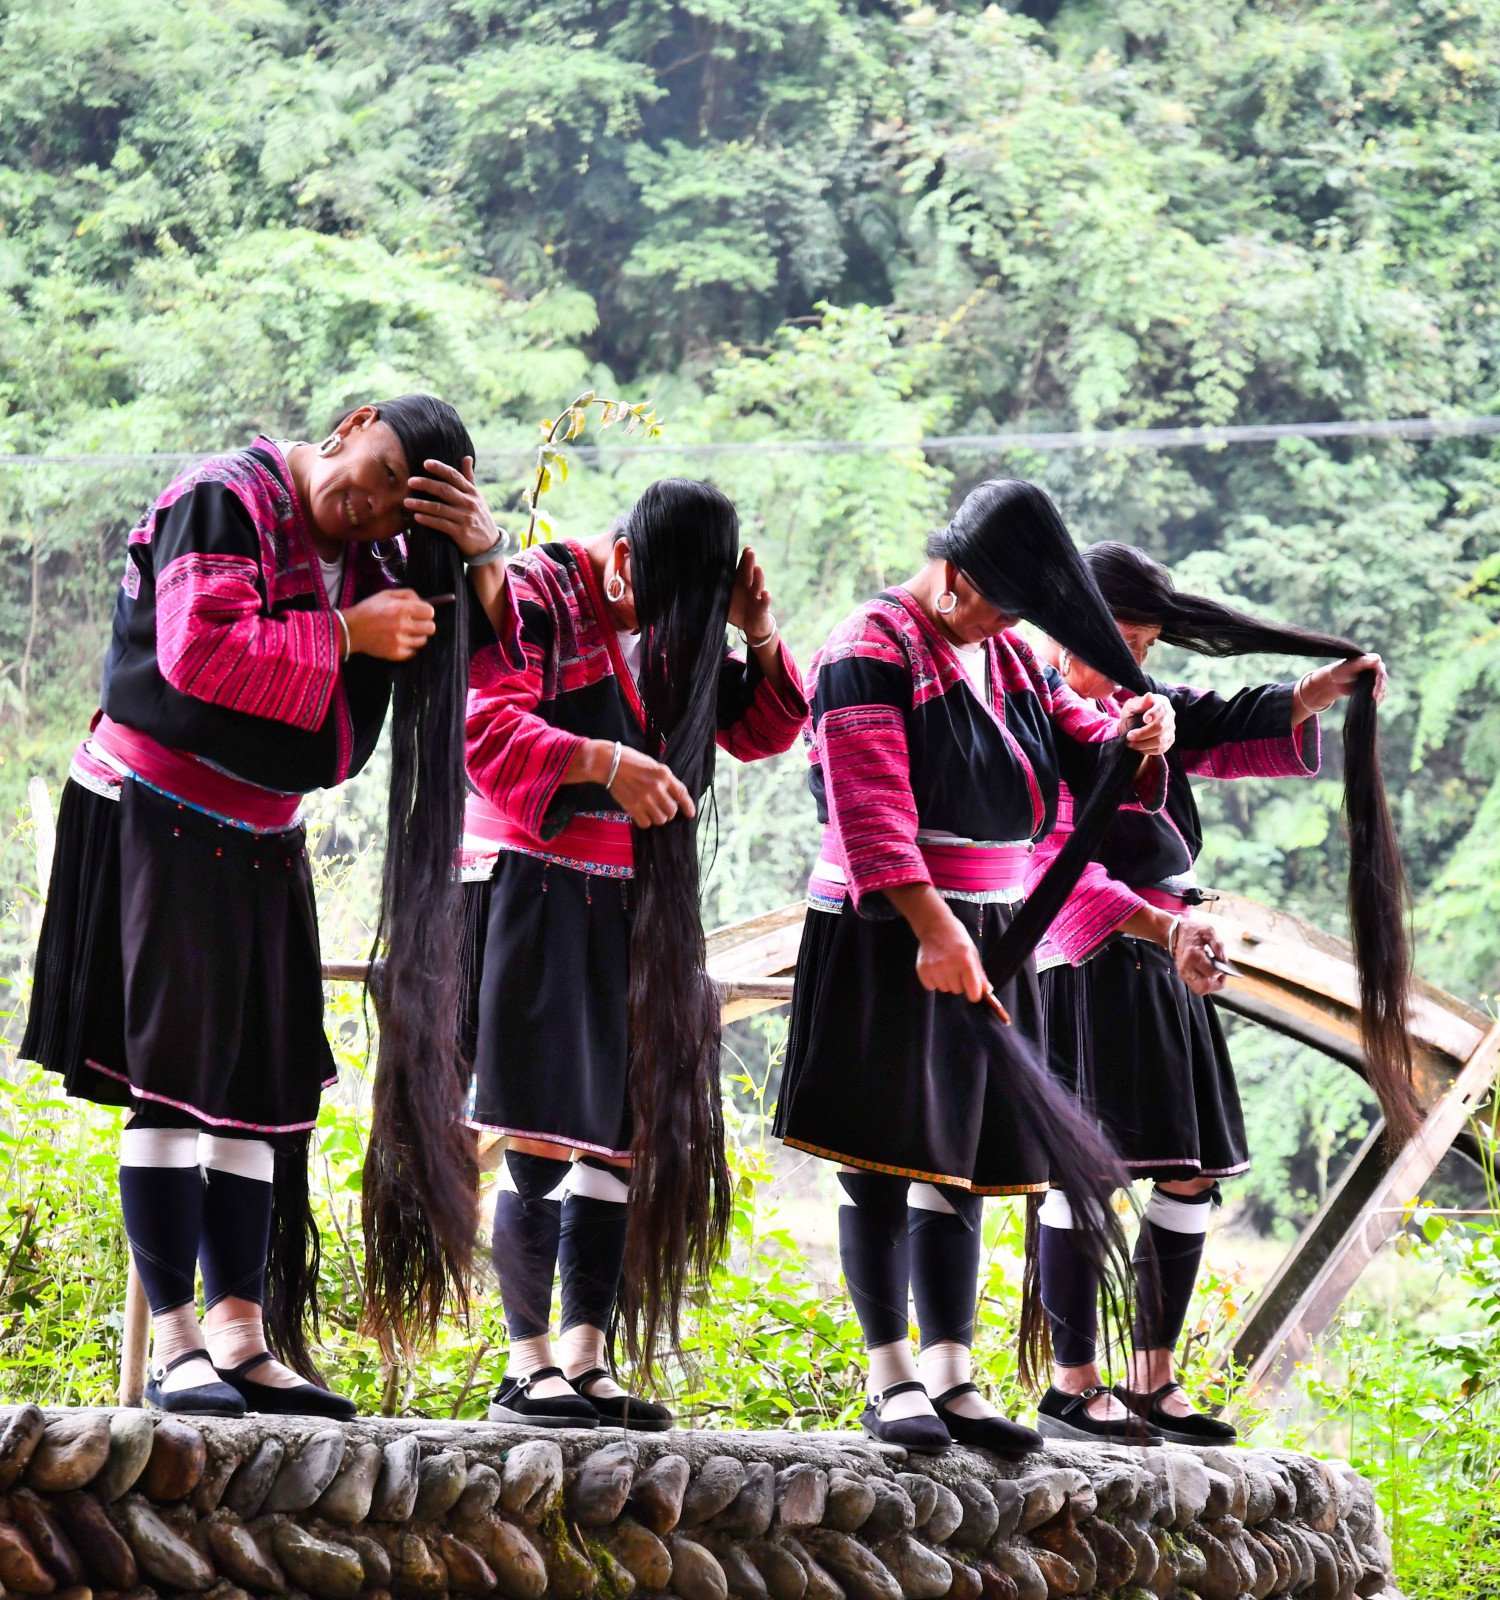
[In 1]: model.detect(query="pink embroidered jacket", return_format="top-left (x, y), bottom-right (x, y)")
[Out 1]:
top-left (1028, 677), bottom-right (1320, 965)
top-left (97, 439), bottom-right (404, 796)
top-left (463, 540), bottom-right (808, 876)
top-left (804, 589), bottom-right (1167, 916)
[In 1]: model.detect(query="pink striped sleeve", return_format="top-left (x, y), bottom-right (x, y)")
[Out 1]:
top-left (466, 636), bottom-right (585, 838)
top-left (156, 551), bottom-right (339, 732)
top-left (1182, 717), bottom-right (1321, 781)
top-left (716, 638), bottom-right (810, 761)
top-left (1025, 805), bottom-right (1149, 965)
top-left (819, 704), bottom-right (929, 909)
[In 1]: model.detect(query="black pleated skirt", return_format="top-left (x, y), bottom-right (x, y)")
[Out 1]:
top-left (466, 852), bottom-right (634, 1158)
top-left (1040, 936), bottom-right (1249, 1181)
top-left (772, 898), bottom-right (1049, 1194)
top-left (21, 777), bottom-right (334, 1134)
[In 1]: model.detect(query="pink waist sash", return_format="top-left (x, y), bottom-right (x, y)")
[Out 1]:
top-left (464, 792), bottom-right (634, 877)
top-left (90, 715), bottom-right (302, 832)
top-left (809, 828), bottom-right (1031, 907)
top-left (1137, 886), bottom-right (1189, 915)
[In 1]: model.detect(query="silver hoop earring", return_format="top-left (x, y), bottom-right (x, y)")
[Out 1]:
top-left (605, 574), bottom-right (626, 604)
top-left (317, 433), bottom-right (342, 458)
top-left (1059, 649), bottom-right (1072, 675)
top-left (936, 590), bottom-right (958, 616)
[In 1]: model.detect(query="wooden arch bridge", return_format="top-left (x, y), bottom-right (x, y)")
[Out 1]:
top-left (703, 891), bottom-right (1500, 1400)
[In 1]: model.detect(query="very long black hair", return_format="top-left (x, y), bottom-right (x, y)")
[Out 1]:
top-left (1082, 539), bottom-right (1421, 1145)
top-left (925, 479), bottom-right (1159, 1385)
top-left (268, 400), bottom-right (476, 1376)
top-left (267, 395), bottom-right (480, 1372)
top-left (615, 478), bottom-right (741, 1374)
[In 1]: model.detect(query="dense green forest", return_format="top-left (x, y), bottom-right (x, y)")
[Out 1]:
top-left (3, 0), bottom-right (1500, 1214)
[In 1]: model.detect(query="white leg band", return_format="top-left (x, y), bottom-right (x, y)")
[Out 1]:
top-left (565, 1161), bottom-right (631, 1204)
top-left (908, 1183), bottom-right (958, 1215)
top-left (1038, 1188), bottom-right (1108, 1230)
top-left (496, 1162), bottom-right (570, 1201)
top-left (1143, 1189), bottom-right (1213, 1235)
top-left (198, 1135), bottom-right (275, 1183)
top-left (120, 1127), bottom-right (200, 1168)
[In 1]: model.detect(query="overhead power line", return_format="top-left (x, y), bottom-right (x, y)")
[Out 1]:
top-left (1, 412), bottom-right (1497, 470)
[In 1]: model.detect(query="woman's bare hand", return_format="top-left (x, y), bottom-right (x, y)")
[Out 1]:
top-left (1172, 915), bottom-right (1228, 997)
top-left (607, 746), bottom-right (697, 827)
top-left (405, 456), bottom-right (503, 560)
top-left (341, 589), bottom-right (437, 661)
top-left (1119, 691), bottom-right (1175, 756)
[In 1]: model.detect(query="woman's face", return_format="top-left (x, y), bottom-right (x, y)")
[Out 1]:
top-left (1066, 619), bottom-right (1162, 698)
top-left (304, 407), bottom-right (413, 544)
top-left (941, 565), bottom-right (1019, 644)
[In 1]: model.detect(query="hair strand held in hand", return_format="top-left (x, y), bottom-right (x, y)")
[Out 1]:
top-left (358, 396), bottom-right (481, 1350)
top-left (1085, 540), bottom-right (1422, 1145)
top-left (617, 478), bottom-right (740, 1376)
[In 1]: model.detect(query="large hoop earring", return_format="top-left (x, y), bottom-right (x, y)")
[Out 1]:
top-left (1059, 648), bottom-right (1072, 675)
top-left (936, 590), bottom-right (958, 616)
top-left (317, 433), bottom-right (342, 458)
top-left (605, 574), bottom-right (626, 604)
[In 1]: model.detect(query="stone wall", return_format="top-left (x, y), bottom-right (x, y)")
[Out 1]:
top-left (0, 1408), bottom-right (1401, 1600)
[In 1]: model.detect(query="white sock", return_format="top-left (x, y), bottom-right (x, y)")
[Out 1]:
top-left (151, 1302), bottom-right (219, 1395)
top-left (509, 1332), bottom-right (574, 1399)
top-left (867, 1341), bottom-right (934, 1421)
top-left (917, 1340), bottom-right (1002, 1419)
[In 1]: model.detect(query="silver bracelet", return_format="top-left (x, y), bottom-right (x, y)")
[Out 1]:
top-left (1167, 915), bottom-right (1185, 958)
top-left (605, 740), bottom-right (624, 790)
top-left (333, 609), bottom-right (352, 661)
top-left (466, 528), bottom-right (509, 568)
top-left (742, 617), bottom-right (778, 650)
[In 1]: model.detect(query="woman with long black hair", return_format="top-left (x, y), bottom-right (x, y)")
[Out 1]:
top-left (461, 478), bottom-right (808, 1429)
top-left (773, 480), bottom-right (1179, 1458)
top-left (1027, 540), bottom-right (1407, 1446)
top-left (22, 397), bottom-right (509, 1416)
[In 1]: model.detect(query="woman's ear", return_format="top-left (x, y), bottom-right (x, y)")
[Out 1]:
top-left (336, 404), bottom-right (379, 440)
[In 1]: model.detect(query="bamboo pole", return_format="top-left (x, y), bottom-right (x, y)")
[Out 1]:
top-left (119, 1260), bottom-right (150, 1407)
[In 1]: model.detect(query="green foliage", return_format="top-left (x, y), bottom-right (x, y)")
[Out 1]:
top-left (1287, 1177), bottom-right (1500, 1599)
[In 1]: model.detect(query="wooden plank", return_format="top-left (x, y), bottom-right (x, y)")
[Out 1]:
top-left (1225, 1125), bottom-right (1388, 1378)
top-left (1241, 1020), bottom-right (1500, 1398)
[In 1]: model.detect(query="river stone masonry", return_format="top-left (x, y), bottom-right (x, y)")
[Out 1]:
top-left (0, 1407), bottom-right (1402, 1600)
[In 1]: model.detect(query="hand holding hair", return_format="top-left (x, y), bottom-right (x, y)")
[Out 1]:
top-left (404, 455), bottom-right (503, 560)
top-left (1295, 653), bottom-right (1387, 720)
top-left (1118, 691), bottom-right (1175, 756)
top-left (593, 741), bottom-right (697, 827)
top-left (339, 588), bottom-right (438, 661)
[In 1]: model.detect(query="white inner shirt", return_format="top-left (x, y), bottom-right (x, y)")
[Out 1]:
top-left (954, 640), bottom-right (990, 704)
top-left (318, 552), bottom-right (346, 604)
top-left (616, 629), bottom-right (643, 684)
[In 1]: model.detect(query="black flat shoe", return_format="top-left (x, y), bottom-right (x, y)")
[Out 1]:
top-left (569, 1366), bottom-right (674, 1432)
top-left (489, 1365), bottom-right (600, 1428)
top-left (1036, 1385), bottom-right (1163, 1447)
top-left (145, 1348), bottom-right (246, 1418)
top-left (859, 1379), bottom-right (953, 1454)
top-left (933, 1382), bottom-right (1043, 1457)
top-left (215, 1353), bottom-right (356, 1419)
top-left (1114, 1382), bottom-right (1237, 1447)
